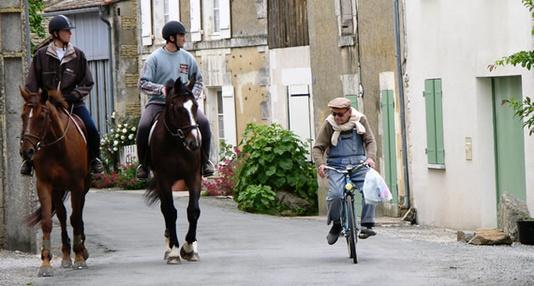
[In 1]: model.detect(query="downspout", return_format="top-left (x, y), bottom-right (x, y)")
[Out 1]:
top-left (99, 5), bottom-right (115, 119)
top-left (393, 0), bottom-right (411, 209)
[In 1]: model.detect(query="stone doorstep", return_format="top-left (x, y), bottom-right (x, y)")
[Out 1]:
top-left (460, 228), bottom-right (513, 246)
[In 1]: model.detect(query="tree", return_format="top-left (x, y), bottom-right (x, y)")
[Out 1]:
top-left (28, 0), bottom-right (46, 52)
top-left (489, 0), bottom-right (534, 135)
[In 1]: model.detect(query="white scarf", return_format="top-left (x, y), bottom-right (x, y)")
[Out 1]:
top-left (326, 107), bottom-right (366, 146)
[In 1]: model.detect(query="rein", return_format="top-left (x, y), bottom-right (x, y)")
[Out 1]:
top-left (162, 114), bottom-right (199, 151)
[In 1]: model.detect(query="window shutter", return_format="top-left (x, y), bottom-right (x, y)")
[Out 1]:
top-left (141, 0), bottom-right (153, 46)
top-left (168, 0), bottom-right (180, 21)
top-left (424, 79), bottom-right (437, 164)
top-left (434, 79), bottom-right (445, 164)
top-left (219, 0), bottom-right (231, 38)
top-left (190, 0), bottom-right (201, 42)
top-left (221, 86), bottom-right (236, 146)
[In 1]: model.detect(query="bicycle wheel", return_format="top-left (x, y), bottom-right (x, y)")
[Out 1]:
top-left (345, 195), bottom-right (358, 263)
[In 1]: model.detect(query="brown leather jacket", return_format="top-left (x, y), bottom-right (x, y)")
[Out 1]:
top-left (25, 42), bottom-right (93, 105)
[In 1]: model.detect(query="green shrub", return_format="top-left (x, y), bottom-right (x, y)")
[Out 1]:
top-left (116, 163), bottom-right (149, 190)
top-left (236, 185), bottom-right (277, 213)
top-left (234, 123), bottom-right (317, 214)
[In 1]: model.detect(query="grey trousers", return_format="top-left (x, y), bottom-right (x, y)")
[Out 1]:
top-left (326, 169), bottom-right (376, 228)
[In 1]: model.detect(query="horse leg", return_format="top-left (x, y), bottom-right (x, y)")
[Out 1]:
top-left (70, 183), bottom-right (89, 269)
top-left (36, 180), bottom-right (54, 277)
top-left (181, 175), bottom-right (201, 262)
top-left (53, 190), bottom-right (72, 268)
top-left (158, 178), bottom-right (181, 264)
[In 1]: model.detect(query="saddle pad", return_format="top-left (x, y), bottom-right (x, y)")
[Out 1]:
top-left (148, 120), bottom-right (158, 146)
top-left (64, 109), bottom-right (87, 144)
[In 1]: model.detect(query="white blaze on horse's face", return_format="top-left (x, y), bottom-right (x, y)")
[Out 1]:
top-left (184, 99), bottom-right (201, 144)
top-left (29, 108), bottom-right (33, 118)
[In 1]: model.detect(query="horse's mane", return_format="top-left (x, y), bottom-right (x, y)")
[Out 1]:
top-left (47, 90), bottom-right (69, 110)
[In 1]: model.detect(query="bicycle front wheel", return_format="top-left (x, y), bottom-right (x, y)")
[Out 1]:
top-left (345, 195), bottom-right (358, 264)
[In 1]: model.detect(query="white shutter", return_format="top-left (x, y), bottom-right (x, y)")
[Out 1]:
top-left (190, 0), bottom-right (201, 41)
top-left (141, 0), bottom-right (153, 46)
top-left (169, 0), bottom-right (180, 21)
top-left (221, 86), bottom-right (236, 146)
top-left (219, 0), bottom-right (231, 38)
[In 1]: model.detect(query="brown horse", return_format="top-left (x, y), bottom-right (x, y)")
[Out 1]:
top-left (20, 88), bottom-right (90, 276)
top-left (145, 78), bottom-right (202, 264)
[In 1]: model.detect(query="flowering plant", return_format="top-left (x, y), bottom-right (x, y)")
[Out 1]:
top-left (101, 112), bottom-right (139, 171)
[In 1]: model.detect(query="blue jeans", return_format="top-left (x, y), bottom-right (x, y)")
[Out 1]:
top-left (72, 104), bottom-right (100, 161)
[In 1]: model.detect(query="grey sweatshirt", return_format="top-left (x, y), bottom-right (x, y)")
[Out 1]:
top-left (139, 47), bottom-right (204, 105)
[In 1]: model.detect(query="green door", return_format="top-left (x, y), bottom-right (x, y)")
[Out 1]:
top-left (380, 90), bottom-right (398, 203)
top-left (492, 76), bottom-right (526, 202)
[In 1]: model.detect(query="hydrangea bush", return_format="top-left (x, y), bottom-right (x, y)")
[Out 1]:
top-left (101, 112), bottom-right (139, 171)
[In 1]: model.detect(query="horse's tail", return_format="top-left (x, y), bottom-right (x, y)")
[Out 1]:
top-left (26, 192), bottom-right (69, 226)
top-left (144, 178), bottom-right (160, 206)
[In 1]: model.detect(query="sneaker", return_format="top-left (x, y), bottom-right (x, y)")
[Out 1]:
top-left (90, 158), bottom-right (104, 174)
top-left (136, 164), bottom-right (149, 180)
top-left (20, 160), bottom-right (33, 176)
top-left (327, 222), bottom-right (343, 245)
top-left (202, 160), bottom-right (215, 177)
top-left (358, 227), bottom-right (376, 239)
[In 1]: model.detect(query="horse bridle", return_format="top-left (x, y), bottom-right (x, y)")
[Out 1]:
top-left (21, 103), bottom-right (73, 151)
top-left (162, 118), bottom-right (199, 151)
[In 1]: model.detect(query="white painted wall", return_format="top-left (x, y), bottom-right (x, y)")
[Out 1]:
top-left (405, 0), bottom-right (534, 229)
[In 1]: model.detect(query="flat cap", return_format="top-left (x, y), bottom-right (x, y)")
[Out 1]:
top-left (327, 97), bottom-right (352, 109)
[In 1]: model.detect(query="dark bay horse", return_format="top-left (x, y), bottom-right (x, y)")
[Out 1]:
top-left (145, 78), bottom-right (202, 264)
top-left (20, 88), bottom-right (90, 276)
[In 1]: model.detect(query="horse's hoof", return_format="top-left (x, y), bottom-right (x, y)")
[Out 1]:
top-left (72, 261), bottom-right (88, 270)
top-left (164, 250), bottom-right (171, 260)
top-left (167, 256), bottom-right (181, 265)
top-left (82, 248), bottom-right (90, 260)
top-left (38, 266), bottom-right (53, 277)
top-left (180, 246), bottom-right (200, 262)
top-left (61, 259), bottom-right (72, 268)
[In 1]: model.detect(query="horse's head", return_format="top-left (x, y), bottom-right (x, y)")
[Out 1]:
top-left (20, 87), bottom-right (50, 160)
top-left (163, 78), bottom-right (201, 151)
top-left (19, 88), bottom-right (67, 160)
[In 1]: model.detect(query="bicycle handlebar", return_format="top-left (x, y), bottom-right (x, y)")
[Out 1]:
top-left (323, 162), bottom-right (369, 174)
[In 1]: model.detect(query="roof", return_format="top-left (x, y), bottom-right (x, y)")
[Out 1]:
top-left (44, 0), bottom-right (109, 13)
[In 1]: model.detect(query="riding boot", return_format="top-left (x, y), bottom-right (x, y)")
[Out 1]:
top-left (201, 149), bottom-right (215, 177)
top-left (90, 158), bottom-right (104, 174)
top-left (20, 160), bottom-right (33, 176)
top-left (136, 164), bottom-right (149, 180)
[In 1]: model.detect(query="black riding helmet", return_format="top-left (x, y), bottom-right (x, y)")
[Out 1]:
top-left (162, 21), bottom-right (187, 40)
top-left (48, 15), bottom-right (75, 35)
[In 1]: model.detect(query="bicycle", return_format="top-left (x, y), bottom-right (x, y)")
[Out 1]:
top-left (324, 162), bottom-right (369, 264)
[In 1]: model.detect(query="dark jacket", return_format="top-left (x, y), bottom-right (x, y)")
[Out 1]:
top-left (25, 42), bottom-right (94, 105)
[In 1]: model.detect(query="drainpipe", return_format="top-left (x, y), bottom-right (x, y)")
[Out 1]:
top-left (393, 0), bottom-right (411, 209)
top-left (99, 5), bottom-right (115, 120)
top-left (23, 0), bottom-right (31, 64)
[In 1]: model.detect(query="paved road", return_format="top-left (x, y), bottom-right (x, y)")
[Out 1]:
top-left (4, 190), bottom-right (534, 286)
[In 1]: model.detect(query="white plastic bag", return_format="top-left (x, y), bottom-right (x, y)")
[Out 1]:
top-left (362, 168), bottom-right (392, 205)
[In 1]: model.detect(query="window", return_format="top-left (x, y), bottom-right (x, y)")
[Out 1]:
top-left (335, 0), bottom-right (355, 37)
top-left (424, 79), bottom-right (445, 167)
top-left (141, 0), bottom-right (153, 46)
top-left (164, 0), bottom-right (180, 23)
top-left (217, 90), bottom-right (225, 140)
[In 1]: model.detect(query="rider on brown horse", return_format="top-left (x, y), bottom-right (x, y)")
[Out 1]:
top-left (20, 15), bottom-right (104, 176)
top-left (136, 21), bottom-right (214, 180)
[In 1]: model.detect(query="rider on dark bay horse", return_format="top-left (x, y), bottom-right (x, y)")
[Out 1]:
top-left (20, 15), bottom-right (104, 176)
top-left (136, 20), bottom-right (214, 180)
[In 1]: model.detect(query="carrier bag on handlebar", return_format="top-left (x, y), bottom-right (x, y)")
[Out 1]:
top-left (362, 168), bottom-right (392, 205)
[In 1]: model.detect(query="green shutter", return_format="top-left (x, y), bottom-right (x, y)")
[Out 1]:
top-left (346, 95), bottom-right (358, 110)
top-left (381, 90), bottom-right (398, 203)
top-left (434, 79), bottom-right (445, 164)
top-left (424, 79), bottom-right (437, 164)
